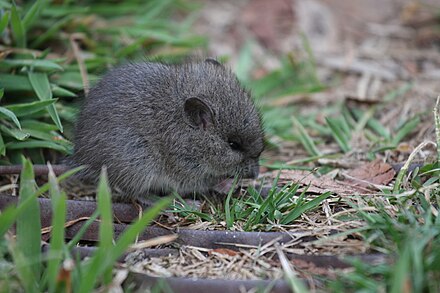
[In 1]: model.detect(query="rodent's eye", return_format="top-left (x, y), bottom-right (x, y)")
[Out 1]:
top-left (228, 140), bottom-right (241, 151)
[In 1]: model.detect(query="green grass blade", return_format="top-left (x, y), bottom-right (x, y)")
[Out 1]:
top-left (16, 157), bottom-right (41, 292)
top-left (383, 82), bottom-right (413, 102)
top-left (292, 115), bottom-right (321, 156)
top-left (79, 196), bottom-right (172, 293)
top-left (28, 72), bottom-right (63, 132)
top-left (10, 2), bottom-right (26, 47)
top-left (390, 244), bottom-right (411, 293)
top-left (326, 117), bottom-right (351, 153)
top-left (0, 162), bottom-right (75, 237)
top-left (0, 204), bottom-right (18, 236)
top-left (225, 176), bottom-right (239, 229)
top-left (77, 168), bottom-right (114, 292)
top-left (0, 74), bottom-right (33, 91)
top-left (35, 166), bottom-right (84, 196)
top-left (251, 174), bottom-right (281, 227)
top-left (281, 191), bottom-right (331, 224)
top-left (96, 168), bottom-right (114, 285)
top-left (352, 108), bottom-right (391, 139)
top-left (0, 106), bottom-right (21, 129)
top-left (21, 119), bottom-right (58, 131)
top-left (6, 139), bottom-right (70, 153)
top-left (67, 210), bottom-right (99, 250)
top-left (5, 99), bottom-right (57, 117)
top-left (51, 84), bottom-right (77, 97)
top-left (30, 15), bottom-right (73, 48)
top-left (0, 59), bottom-right (63, 72)
top-left (235, 40), bottom-right (254, 83)
top-left (46, 165), bottom-right (67, 292)
top-left (9, 243), bottom-right (38, 293)
top-left (392, 116), bottom-right (420, 146)
top-left (0, 124), bottom-right (29, 140)
top-left (0, 132), bottom-right (5, 155)
top-left (22, 0), bottom-right (45, 30)
top-left (110, 196), bottom-right (172, 263)
top-left (0, 11), bottom-right (9, 35)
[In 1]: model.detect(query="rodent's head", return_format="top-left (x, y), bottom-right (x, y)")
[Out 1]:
top-left (163, 59), bottom-right (264, 190)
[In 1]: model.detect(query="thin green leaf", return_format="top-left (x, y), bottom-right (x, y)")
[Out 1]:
top-left (67, 210), bottom-right (99, 250)
top-left (9, 243), bottom-right (38, 293)
top-left (0, 59), bottom-right (63, 72)
top-left (292, 115), bottom-right (321, 156)
top-left (225, 176), bottom-right (239, 229)
top-left (0, 205), bottom-right (17, 236)
top-left (21, 128), bottom-right (72, 150)
top-left (31, 14), bottom-right (73, 48)
top-left (235, 40), bottom-right (254, 83)
top-left (0, 74), bottom-right (32, 91)
top-left (326, 117), bottom-right (351, 153)
top-left (6, 139), bottom-right (70, 153)
top-left (390, 244), bottom-right (411, 293)
top-left (0, 124), bottom-right (29, 140)
top-left (10, 2), bottom-right (26, 47)
top-left (79, 197), bottom-right (172, 293)
top-left (0, 106), bottom-right (21, 129)
top-left (111, 197), bottom-right (172, 263)
top-left (16, 157), bottom-right (41, 292)
top-left (0, 132), bottom-right (4, 155)
top-left (46, 164), bottom-right (67, 292)
top-left (392, 116), bottom-right (420, 146)
top-left (5, 99), bottom-right (57, 117)
top-left (21, 119), bottom-right (58, 132)
top-left (22, 0), bottom-right (45, 30)
top-left (36, 166), bottom-right (84, 197)
top-left (281, 192), bottom-right (332, 224)
top-left (51, 84), bottom-right (77, 97)
top-left (28, 71), bottom-right (52, 98)
top-left (0, 11), bottom-right (9, 35)
top-left (96, 168), bottom-right (114, 285)
top-left (28, 72), bottom-right (63, 132)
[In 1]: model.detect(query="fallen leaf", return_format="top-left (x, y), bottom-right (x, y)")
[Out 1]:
top-left (274, 170), bottom-right (361, 195)
top-left (347, 159), bottom-right (395, 186)
top-left (208, 248), bottom-right (238, 257)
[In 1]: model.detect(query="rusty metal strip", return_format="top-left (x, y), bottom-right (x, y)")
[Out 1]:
top-left (42, 244), bottom-right (178, 260)
top-left (0, 194), bottom-right (140, 227)
top-left (125, 272), bottom-right (292, 293)
top-left (0, 164), bottom-right (69, 176)
top-left (285, 252), bottom-right (388, 269)
top-left (62, 221), bottom-right (301, 249)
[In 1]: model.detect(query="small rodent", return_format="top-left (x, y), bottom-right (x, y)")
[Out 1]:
top-left (69, 59), bottom-right (264, 199)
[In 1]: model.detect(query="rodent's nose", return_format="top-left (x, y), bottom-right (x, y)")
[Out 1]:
top-left (242, 163), bottom-right (260, 179)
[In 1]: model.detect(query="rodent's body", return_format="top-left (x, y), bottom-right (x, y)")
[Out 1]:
top-left (70, 60), bottom-right (264, 198)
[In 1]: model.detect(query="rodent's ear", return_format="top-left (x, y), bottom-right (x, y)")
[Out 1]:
top-left (204, 58), bottom-right (223, 67)
top-left (184, 97), bottom-right (214, 130)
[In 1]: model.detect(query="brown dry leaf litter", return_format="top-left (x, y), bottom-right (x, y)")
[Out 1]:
top-left (272, 170), bottom-right (362, 195)
top-left (125, 246), bottom-right (285, 280)
top-left (344, 159), bottom-right (396, 190)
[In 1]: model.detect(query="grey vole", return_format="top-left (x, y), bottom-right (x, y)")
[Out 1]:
top-left (70, 59), bottom-right (264, 199)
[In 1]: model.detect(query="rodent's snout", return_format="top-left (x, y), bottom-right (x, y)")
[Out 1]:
top-left (241, 163), bottom-right (260, 179)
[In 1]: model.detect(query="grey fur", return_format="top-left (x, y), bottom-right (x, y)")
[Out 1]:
top-left (69, 60), bottom-right (264, 199)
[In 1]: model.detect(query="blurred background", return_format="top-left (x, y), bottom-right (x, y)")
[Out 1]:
top-left (0, 0), bottom-right (439, 170)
